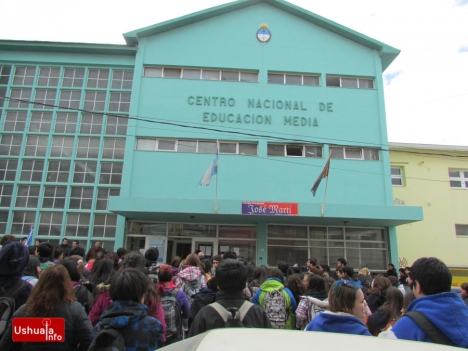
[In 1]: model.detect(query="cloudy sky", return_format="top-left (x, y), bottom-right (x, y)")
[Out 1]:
top-left (2, 0), bottom-right (467, 146)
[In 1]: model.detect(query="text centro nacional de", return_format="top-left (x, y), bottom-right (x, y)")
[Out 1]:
top-left (187, 95), bottom-right (335, 127)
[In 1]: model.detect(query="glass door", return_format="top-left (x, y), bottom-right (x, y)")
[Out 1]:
top-left (147, 236), bottom-right (167, 264)
top-left (192, 237), bottom-right (218, 260)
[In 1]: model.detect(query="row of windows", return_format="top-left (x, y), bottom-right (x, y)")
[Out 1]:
top-left (2, 111), bottom-right (128, 135)
top-left (0, 66), bottom-right (133, 90)
top-left (0, 184), bottom-right (119, 210)
top-left (392, 167), bottom-right (468, 189)
top-left (136, 139), bottom-right (381, 161)
top-left (143, 66), bottom-right (374, 89)
top-left (136, 139), bottom-right (257, 155)
top-left (0, 135), bottom-right (125, 159)
top-left (0, 211), bottom-right (117, 238)
top-left (0, 159), bottom-right (122, 184)
top-left (5, 88), bottom-right (131, 112)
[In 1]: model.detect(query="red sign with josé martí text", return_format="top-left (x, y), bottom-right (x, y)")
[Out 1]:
top-left (241, 201), bottom-right (299, 216)
top-left (12, 318), bottom-right (65, 343)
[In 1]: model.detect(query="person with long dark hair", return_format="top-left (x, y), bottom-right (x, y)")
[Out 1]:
top-left (60, 258), bottom-right (93, 314)
top-left (0, 265), bottom-right (92, 350)
top-left (296, 274), bottom-right (329, 329)
top-left (367, 286), bottom-right (404, 336)
top-left (250, 266), bottom-right (268, 298)
top-left (367, 276), bottom-right (392, 313)
top-left (87, 258), bottom-right (116, 295)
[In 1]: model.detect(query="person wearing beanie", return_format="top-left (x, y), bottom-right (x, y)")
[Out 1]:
top-left (0, 241), bottom-right (32, 311)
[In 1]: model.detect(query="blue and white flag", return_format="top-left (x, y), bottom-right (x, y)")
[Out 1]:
top-left (197, 152), bottom-right (218, 186)
top-left (26, 226), bottom-right (34, 246)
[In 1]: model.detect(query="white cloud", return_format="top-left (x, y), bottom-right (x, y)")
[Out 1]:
top-left (1, 0), bottom-right (467, 145)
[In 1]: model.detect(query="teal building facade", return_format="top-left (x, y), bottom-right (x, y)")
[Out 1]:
top-left (0, 0), bottom-right (422, 270)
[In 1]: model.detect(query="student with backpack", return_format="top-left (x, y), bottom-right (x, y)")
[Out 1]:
top-left (89, 268), bottom-right (163, 351)
top-left (175, 253), bottom-right (207, 306)
top-left (157, 264), bottom-right (190, 345)
top-left (188, 259), bottom-right (271, 337)
top-left (296, 274), bottom-right (329, 329)
top-left (252, 268), bottom-right (297, 329)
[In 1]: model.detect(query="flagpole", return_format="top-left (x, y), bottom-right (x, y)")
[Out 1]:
top-left (214, 140), bottom-right (219, 214)
top-left (322, 175), bottom-right (329, 217)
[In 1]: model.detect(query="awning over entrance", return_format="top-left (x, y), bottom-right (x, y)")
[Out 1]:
top-left (109, 196), bottom-right (423, 227)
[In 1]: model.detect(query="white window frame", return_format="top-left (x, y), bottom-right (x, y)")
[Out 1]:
top-left (391, 167), bottom-right (404, 186)
top-left (267, 143), bottom-right (323, 158)
top-left (449, 170), bottom-right (468, 189)
top-left (268, 72), bottom-right (320, 86)
top-left (326, 75), bottom-right (374, 89)
top-left (330, 146), bottom-right (380, 161)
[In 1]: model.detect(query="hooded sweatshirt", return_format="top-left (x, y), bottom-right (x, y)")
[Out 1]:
top-left (175, 266), bottom-right (207, 303)
top-left (391, 292), bottom-right (468, 347)
top-left (93, 300), bottom-right (163, 351)
top-left (306, 311), bottom-right (371, 336)
top-left (252, 277), bottom-right (297, 329)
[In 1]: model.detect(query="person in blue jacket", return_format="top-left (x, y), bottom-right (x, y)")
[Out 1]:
top-left (389, 257), bottom-right (468, 347)
top-left (305, 279), bottom-right (371, 336)
top-left (253, 268), bottom-right (297, 329)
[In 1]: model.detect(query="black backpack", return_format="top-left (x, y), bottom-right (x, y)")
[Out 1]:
top-left (87, 324), bottom-right (126, 351)
top-left (209, 301), bottom-right (253, 328)
top-left (0, 279), bottom-right (28, 339)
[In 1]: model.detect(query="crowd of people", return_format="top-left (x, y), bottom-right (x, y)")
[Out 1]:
top-left (0, 234), bottom-right (467, 350)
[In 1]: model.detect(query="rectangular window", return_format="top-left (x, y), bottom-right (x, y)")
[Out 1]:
top-left (330, 146), bottom-right (380, 161)
top-left (8, 88), bottom-right (32, 108)
top-left (93, 214), bottom-right (117, 238)
top-left (65, 213), bottom-right (90, 237)
top-left (112, 70), bottom-right (133, 90)
top-left (62, 68), bottom-right (85, 87)
top-left (326, 75), bottom-right (374, 89)
top-left (84, 91), bottom-right (107, 111)
top-left (15, 185), bottom-right (40, 208)
top-left (50, 136), bottom-right (74, 157)
top-left (73, 161), bottom-right (97, 183)
top-left (46, 160), bottom-right (71, 183)
top-left (96, 188), bottom-right (120, 210)
top-left (0, 211), bottom-right (8, 234)
top-left (105, 116), bottom-right (128, 135)
top-left (0, 66), bottom-right (12, 85)
top-left (42, 186), bottom-right (67, 208)
top-left (0, 134), bottom-right (23, 156)
top-left (55, 112), bottom-right (78, 133)
top-left (108, 92), bottom-right (131, 112)
top-left (30, 112), bottom-right (53, 132)
top-left (34, 89), bottom-right (57, 109)
top-left (69, 187), bottom-right (94, 209)
top-left (76, 137), bottom-right (100, 158)
top-left (102, 138), bottom-right (125, 159)
top-left (391, 167), bottom-right (404, 186)
top-left (20, 159), bottom-right (44, 182)
top-left (59, 90), bottom-right (81, 109)
top-left (24, 135), bottom-right (49, 157)
top-left (136, 138), bottom-right (257, 155)
top-left (0, 87), bottom-right (6, 107)
top-left (182, 69), bottom-right (201, 80)
top-left (37, 67), bottom-right (60, 86)
top-left (144, 67), bottom-right (162, 78)
top-left (13, 67), bottom-right (36, 85)
top-left (99, 162), bottom-right (123, 185)
top-left (80, 114), bottom-right (103, 134)
top-left (0, 159), bottom-right (18, 181)
top-left (449, 170), bottom-right (468, 189)
top-left (144, 66), bottom-right (258, 83)
top-left (267, 143), bottom-right (323, 158)
top-left (268, 72), bottom-right (320, 86)
top-left (38, 212), bottom-right (63, 236)
top-left (11, 211), bottom-right (36, 235)
top-left (4, 111), bottom-right (27, 131)
top-left (455, 224), bottom-right (468, 237)
top-left (0, 184), bottom-right (14, 207)
top-left (87, 69), bottom-right (109, 89)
